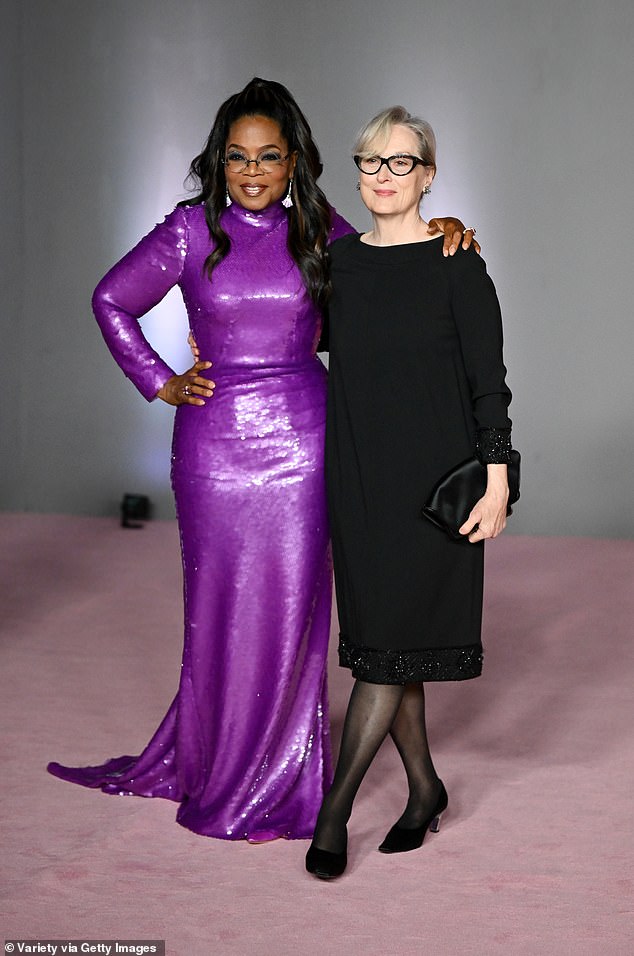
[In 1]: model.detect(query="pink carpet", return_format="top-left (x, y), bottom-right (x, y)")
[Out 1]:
top-left (1, 514), bottom-right (632, 954)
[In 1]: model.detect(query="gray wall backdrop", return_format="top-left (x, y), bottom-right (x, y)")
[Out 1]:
top-left (2, 0), bottom-right (633, 536)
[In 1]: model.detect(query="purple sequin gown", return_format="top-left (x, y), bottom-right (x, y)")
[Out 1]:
top-left (48, 200), bottom-right (354, 840)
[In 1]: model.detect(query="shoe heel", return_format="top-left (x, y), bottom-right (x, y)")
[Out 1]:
top-left (378, 781), bottom-right (448, 854)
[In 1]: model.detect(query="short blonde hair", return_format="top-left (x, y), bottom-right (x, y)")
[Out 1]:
top-left (353, 106), bottom-right (437, 171)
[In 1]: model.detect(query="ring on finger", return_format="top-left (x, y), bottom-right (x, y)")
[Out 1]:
top-left (465, 226), bottom-right (477, 235)
top-left (182, 384), bottom-right (192, 396)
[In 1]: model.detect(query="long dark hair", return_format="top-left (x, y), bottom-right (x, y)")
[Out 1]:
top-left (180, 77), bottom-right (332, 307)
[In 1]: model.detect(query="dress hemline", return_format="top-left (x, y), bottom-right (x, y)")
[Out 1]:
top-left (338, 634), bottom-right (483, 684)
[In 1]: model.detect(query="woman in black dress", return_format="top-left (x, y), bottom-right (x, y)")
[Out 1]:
top-left (306, 107), bottom-right (513, 879)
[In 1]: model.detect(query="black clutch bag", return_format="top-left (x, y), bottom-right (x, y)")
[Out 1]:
top-left (421, 450), bottom-right (521, 540)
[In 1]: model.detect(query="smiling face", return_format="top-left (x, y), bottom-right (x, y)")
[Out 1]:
top-left (224, 114), bottom-right (297, 212)
top-left (358, 124), bottom-right (434, 219)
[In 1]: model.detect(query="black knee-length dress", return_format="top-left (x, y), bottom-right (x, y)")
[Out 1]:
top-left (325, 234), bottom-right (512, 684)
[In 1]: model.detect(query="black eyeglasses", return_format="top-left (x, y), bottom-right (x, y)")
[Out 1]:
top-left (354, 154), bottom-right (430, 176)
top-left (223, 149), bottom-right (292, 173)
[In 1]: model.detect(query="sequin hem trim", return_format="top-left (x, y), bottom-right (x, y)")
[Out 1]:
top-left (338, 635), bottom-right (483, 683)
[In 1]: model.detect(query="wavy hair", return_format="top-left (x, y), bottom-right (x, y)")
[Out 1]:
top-left (180, 77), bottom-right (332, 306)
top-left (354, 105), bottom-right (437, 172)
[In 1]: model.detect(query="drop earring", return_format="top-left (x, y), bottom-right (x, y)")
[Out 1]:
top-left (225, 188), bottom-right (232, 207)
top-left (356, 182), bottom-right (361, 191)
top-left (282, 179), bottom-right (294, 209)
top-left (422, 185), bottom-right (431, 195)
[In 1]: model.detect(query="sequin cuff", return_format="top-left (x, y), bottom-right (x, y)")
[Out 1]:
top-left (476, 427), bottom-right (513, 464)
top-left (338, 635), bottom-right (483, 684)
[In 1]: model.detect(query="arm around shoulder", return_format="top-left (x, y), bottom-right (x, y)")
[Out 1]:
top-left (328, 206), bottom-right (357, 243)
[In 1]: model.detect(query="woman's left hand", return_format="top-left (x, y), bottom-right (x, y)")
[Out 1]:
top-left (428, 218), bottom-right (481, 257)
top-left (459, 464), bottom-right (509, 543)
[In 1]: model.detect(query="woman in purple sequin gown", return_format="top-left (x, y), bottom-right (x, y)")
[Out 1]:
top-left (48, 79), bottom-right (354, 841)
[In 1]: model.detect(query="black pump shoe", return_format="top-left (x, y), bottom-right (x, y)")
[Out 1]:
top-left (305, 836), bottom-right (348, 880)
top-left (378, 781), bottom-right (448, 854)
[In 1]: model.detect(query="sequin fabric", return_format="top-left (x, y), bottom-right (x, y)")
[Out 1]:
top-left (48, 201), bottom-right (355, 840)
top-left (476, 426), bottom-right (513, 464)
top-left (338, 635), bottom-right (483, 683)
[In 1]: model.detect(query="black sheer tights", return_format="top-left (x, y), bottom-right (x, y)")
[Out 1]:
top-left (311, 680), bottom-right (441, 854)
top-left (389, 682), bottom-right (441, 828)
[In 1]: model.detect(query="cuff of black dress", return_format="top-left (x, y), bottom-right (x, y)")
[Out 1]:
top-left (476, 427), bottom-right (513, 464)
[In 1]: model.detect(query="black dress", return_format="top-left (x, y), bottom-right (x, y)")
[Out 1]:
top-left (325, 234), bottom-right (512, 684)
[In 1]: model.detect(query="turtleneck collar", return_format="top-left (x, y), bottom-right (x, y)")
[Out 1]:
top-left (223, 199), bottom-right (287, 230)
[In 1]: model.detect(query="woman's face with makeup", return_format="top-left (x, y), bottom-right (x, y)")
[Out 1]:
top-left (224, 114), bottom-right (296, 211)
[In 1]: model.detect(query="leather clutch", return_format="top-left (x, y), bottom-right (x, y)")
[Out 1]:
top-left (421, 450), bottom-right (521, 540)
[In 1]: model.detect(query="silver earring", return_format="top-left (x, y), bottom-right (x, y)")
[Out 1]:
top-left (225, 188), bottom-right (232, 207)
top-left (422, 185), bottom-right (431, 195)
top-left (282, 179), bottom-right (293, 209)
top-left (356, 182), bottom-right (361, 191)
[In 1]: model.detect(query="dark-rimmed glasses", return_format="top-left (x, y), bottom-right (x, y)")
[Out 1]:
top-left (354, 154), bottom-right (430, 176)
top-left (223, 149), bottom-right (292, 174)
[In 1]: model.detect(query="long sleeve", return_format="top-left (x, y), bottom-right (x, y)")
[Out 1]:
top-left (446, 246), bottom-right (513, 463)
top-left (92, 206), bottom-right (188, 400)
top-left (329, 207), bottom-right (356, 243)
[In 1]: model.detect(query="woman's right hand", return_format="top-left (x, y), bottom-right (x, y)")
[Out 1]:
top-left (156, 360), bottom-right (214, 406)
